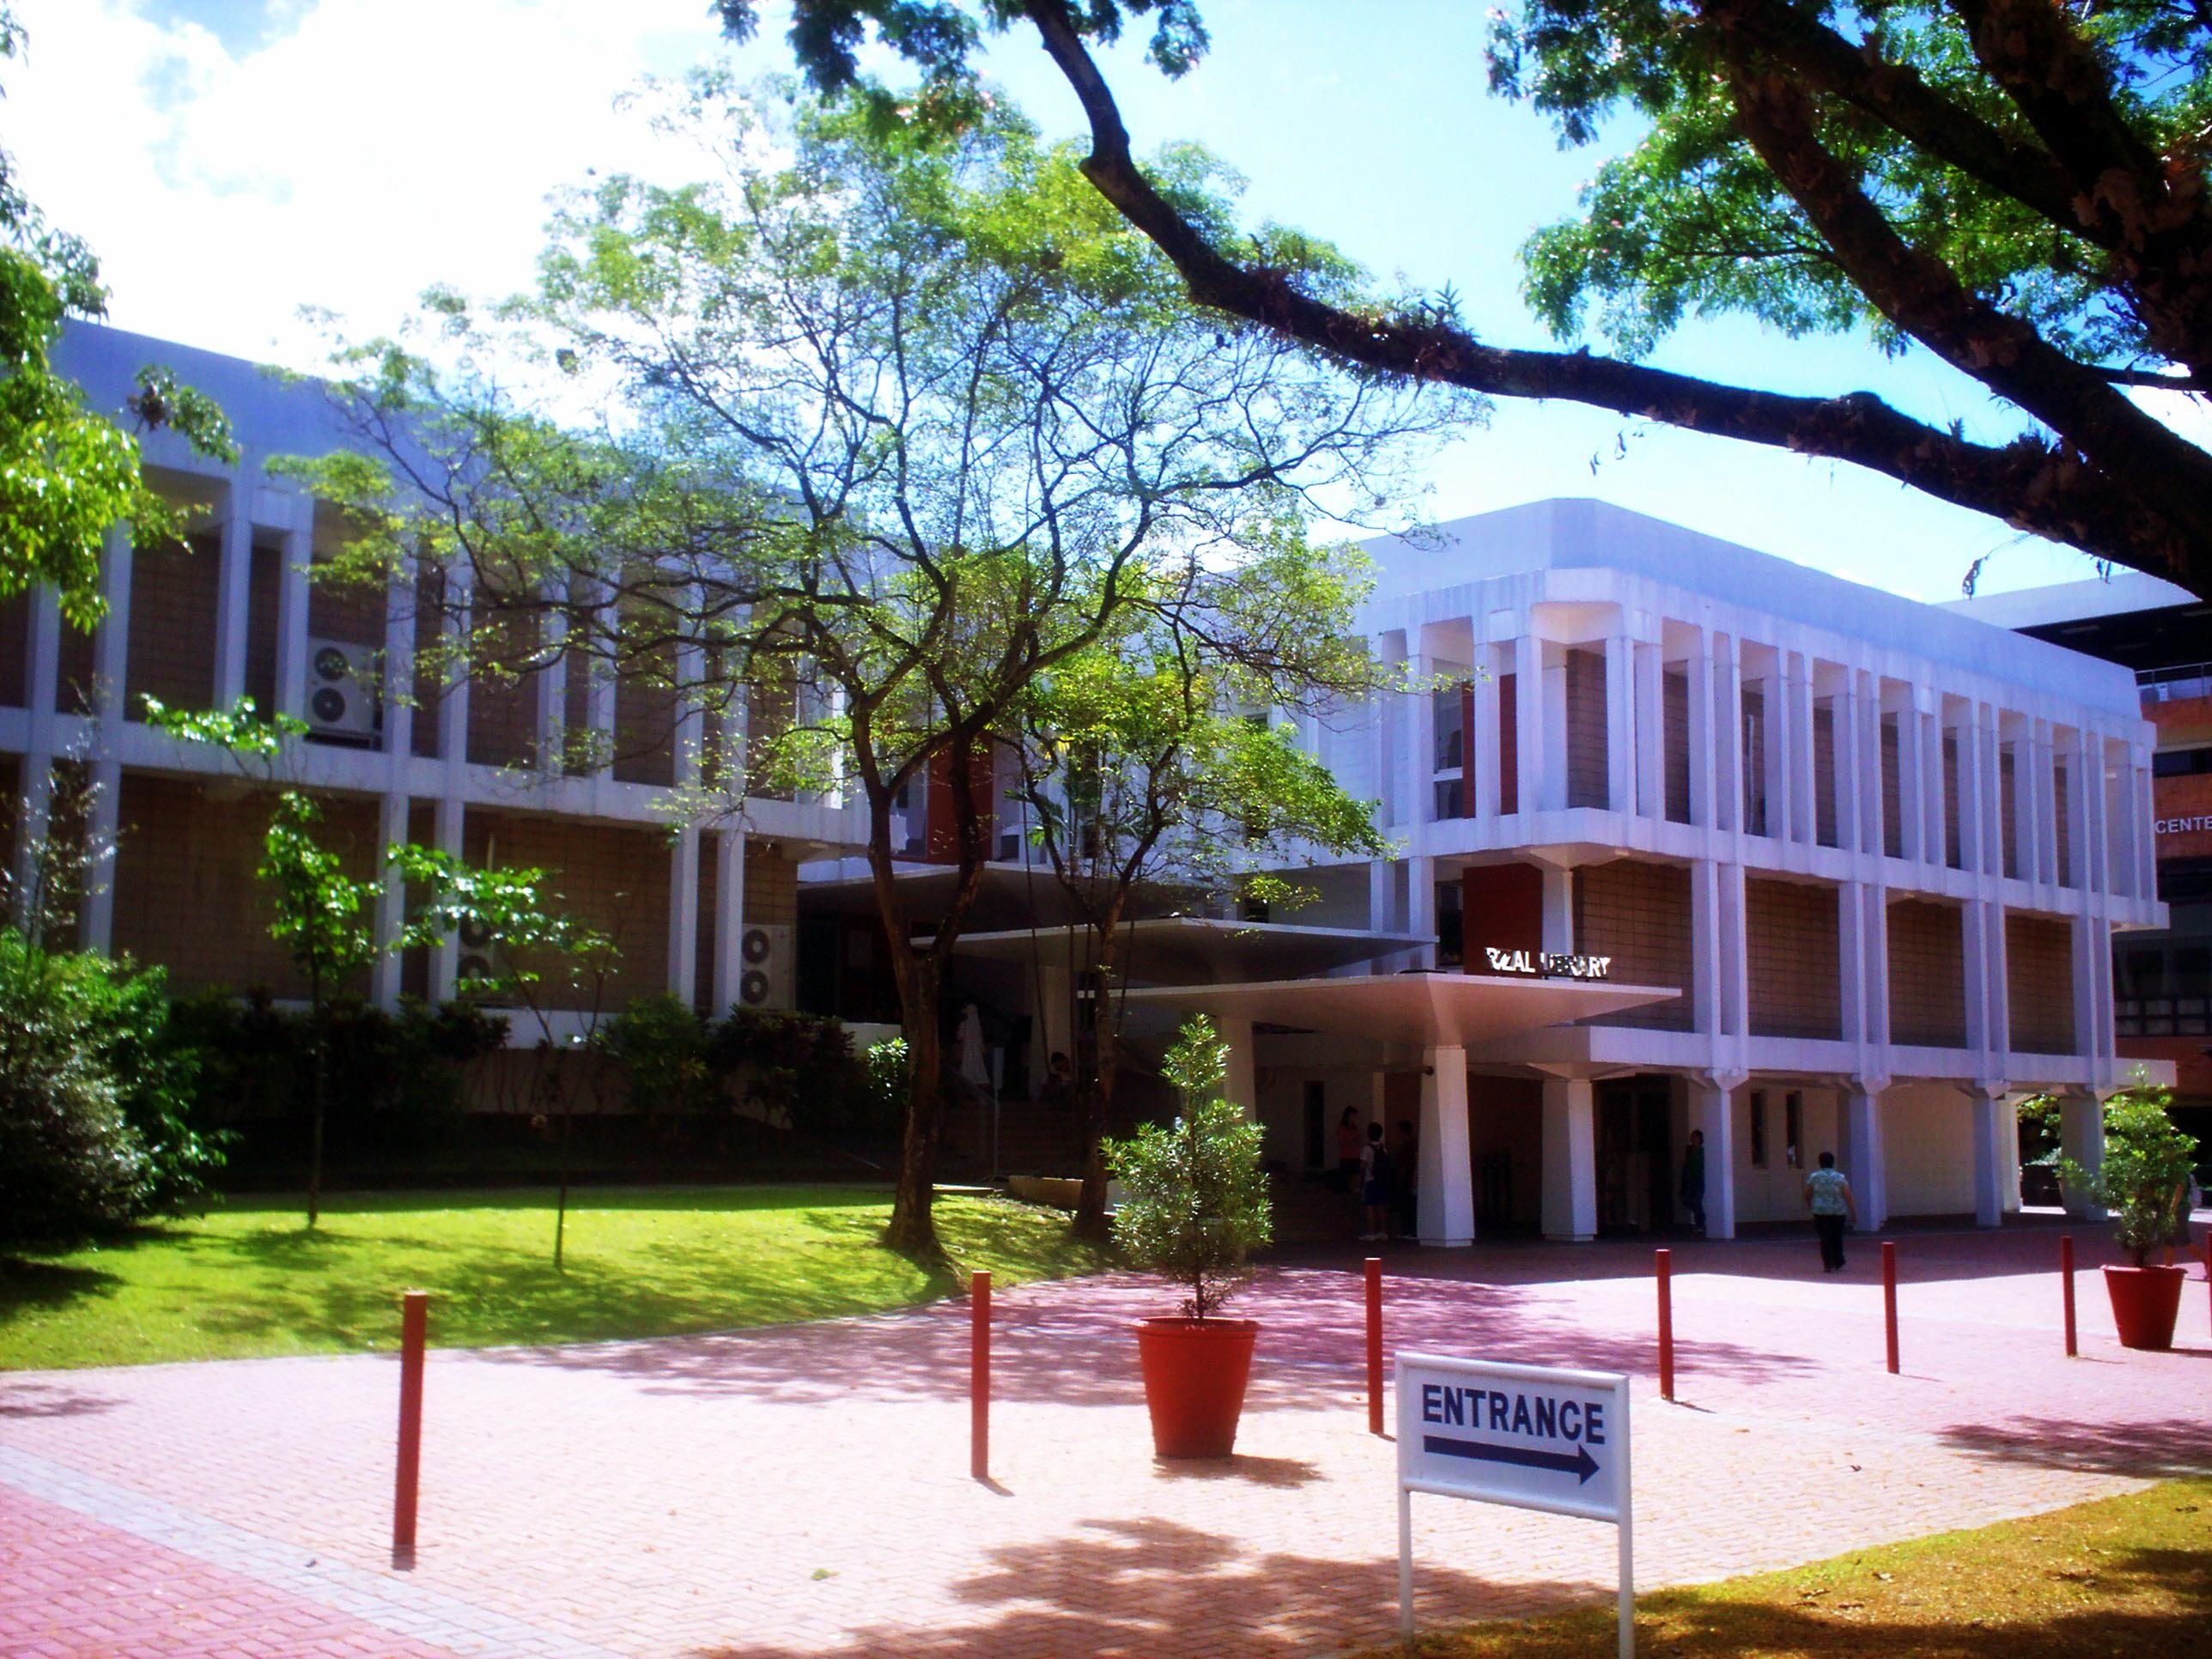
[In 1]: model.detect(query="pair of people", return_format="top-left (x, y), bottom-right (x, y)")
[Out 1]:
top-left (1353, 1116), bottom-right (1418, 1241)
top-left (1682, 1131), bottom-right (1859, 1270)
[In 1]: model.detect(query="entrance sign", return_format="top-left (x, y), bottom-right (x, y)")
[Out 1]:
top-left (1482, 946), bottom-right (1613, 980)
top-left (1396, 1352), bottom-right (1633, 1656)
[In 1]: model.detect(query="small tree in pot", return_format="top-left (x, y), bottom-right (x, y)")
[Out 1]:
top-left (2059, 1075), bottom-right (2201, 1351)
top-left (1106, 1015), bottom-right (1273, 1457)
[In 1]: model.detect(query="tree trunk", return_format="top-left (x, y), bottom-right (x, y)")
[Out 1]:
top-left (554, 1051), bottom-right (573, 1273)
top-left (884, 976), bottom-right (945, 1258)
top-left (307, 971), bottom-right (325, 1230)
top-left (1073, 916), bottom-right (1128, 1242)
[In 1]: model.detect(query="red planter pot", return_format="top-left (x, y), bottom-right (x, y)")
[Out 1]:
top-left (1135, 1318), bottom-right (1259, 1458)
top-left (2103, 1264), bottom-right (2188, 1351)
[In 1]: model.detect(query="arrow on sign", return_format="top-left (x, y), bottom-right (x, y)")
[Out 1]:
top-left (1424, 1434), bottom-right (1600, 1485)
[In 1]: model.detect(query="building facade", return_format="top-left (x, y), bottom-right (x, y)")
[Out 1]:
top-left (0, 324), bottom-right (870, 1033)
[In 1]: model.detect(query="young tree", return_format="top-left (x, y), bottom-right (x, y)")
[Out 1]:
top-left (1011, 539), bottom-right (1390, 1237)
top-left (0, 6), bottom-right (233, 625)
top-left (394, 849), bottom-right (615, 1270)
top-left (147, 698), bottom-right (390, 1227)
top-left (726, 0), bottom-right (2212, 597)
top-left (284, 84), bottom-right (1455, 1258)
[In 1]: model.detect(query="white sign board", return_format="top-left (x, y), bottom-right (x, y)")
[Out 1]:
top-left (1395, 1352), bottom-right (1633, 1656)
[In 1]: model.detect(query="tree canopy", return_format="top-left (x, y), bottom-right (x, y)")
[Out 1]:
top-left (721, 0), bottom-right (2212, 596)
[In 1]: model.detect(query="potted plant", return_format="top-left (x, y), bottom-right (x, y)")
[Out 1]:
top-left (1106, 1015), bottom-right (1273, 1458)
top-left (2059, 1076), bottom-right (2201, 1351)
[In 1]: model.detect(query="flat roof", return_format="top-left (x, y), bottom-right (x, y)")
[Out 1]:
top-left (945, 917), bottom-right (1432, 985)
top-left (1125, 969), bottom-right (1679, 1048)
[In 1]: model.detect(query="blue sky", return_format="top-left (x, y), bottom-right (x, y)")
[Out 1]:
top-left (14, 0), bottom-right (2194, 600)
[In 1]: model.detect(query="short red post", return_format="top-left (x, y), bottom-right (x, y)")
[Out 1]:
top-left (1364, 1256), bottom-right (1383, 1436)
top-left (1656, 1248), bottom-right (1675, 1402)
top-left (2060, 1234), bottom-right (2078, 1358)
top-left (392, 1290), bottom-right (427, 1557)
top-left (970, 1269), bottom-right (991, 1482)
top-left (1881, 1241), bottom-right (1899, 1376)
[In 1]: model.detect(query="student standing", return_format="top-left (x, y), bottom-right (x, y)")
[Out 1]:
top-left (1335, 1107), bottom-right (1364, 1195)
top-left (1360, 1123), bottom-right (1393, 1242)
top-left (1680, 1129), bottom-right (1707, 1237)
top-left (1803, 1152), bottom-right (1857, 1272)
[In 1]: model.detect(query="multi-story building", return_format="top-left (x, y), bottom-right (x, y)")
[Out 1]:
top-left (1948, 571), bottom-right (2212, 1146)
top-left (9, 325), bottom-right (2168, 1243)
top-left (0, 323), bottom-right (870, 1030)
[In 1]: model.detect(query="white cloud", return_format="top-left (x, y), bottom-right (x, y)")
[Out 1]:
top-left (8, 0), bottom-right (739, 371)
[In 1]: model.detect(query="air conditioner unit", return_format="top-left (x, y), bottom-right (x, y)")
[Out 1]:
top-left (453, 913), bottom-right (509, 995)
top-left (302, 637), bottom-right (377, 739)
top-left (737, 923), bottom-right (793, 1011)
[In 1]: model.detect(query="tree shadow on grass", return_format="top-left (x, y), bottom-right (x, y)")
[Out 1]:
top-left (1936, 1415), bottom-right (2212, 1478)
top-left (696, 1515), bottom-right (1603, 1658)
top-left (0, 1258), bottom-right (122, 1316)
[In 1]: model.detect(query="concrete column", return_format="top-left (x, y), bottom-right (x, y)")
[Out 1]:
top-left (1691, 858), bottom-right (1724, 1048)
top-left (1219, 1012), bottom-right (1256, 1122)
top-left (710, 828), bottom-right (748, 1015)
top-left (1406, 854), bottom-right (1437, 969)
top-left (1718, 861), bottom-right (1749, 1043)
top-left (1715, 635), bottom-right (1744, 835)
top-left (1791, 658), bottom-right (1817, 844)
top-left (2130, 748), bottom-right (2157, 904)
top-left (1686, 632), bottom-right (1716, 830)
top-left (535, 599), bottom-right (568, 773)
top-left (77, 532), bottom-right (132, 954)
top-left (381, 562), bottom-right (415, 767)
top-left (1968, 1084), bottom-right (2009, 1228)
top-left (2030, 718), bottom-right (2057, 886)
top-left (276, 510), bottom-right (313, 727)
top-left (1765, 659), bottom-right (1793, 842)
top-left (11, 590), bottom-right (59, 925)
top-left (1633, 640), bottom-right (1664, 820)
top-left (1859, 672), bottom-right (1887, 857)
top-left (1407, 650), bottom-right (1437, 828)
top-left (1838, 1081), bottom-right (1888, 1230)
top-left (1540, 1075), bottom-right (1597, 1242)
top-left (1539, 861), bottom-right (1574, 955)
top-left (370, 791), bottom-right (409, 1010)
top-left (437, 567), bottom-right (472, 775)
top-left (1514, 633), bottom-right (1547, 820)
top-left (1896, 695), bottom-right (1925, 864)
top-left (1832, 675), bottom-right (1861, 854)
top-left (429, 798), bottom-right (464, 1002)
top-left (1958, 705), bottom-right (1984, 873)
top-left (667, 827), bottom-right (701, 1006)
top-left (1472, 642), bottom-right (1502, 822)
top-left (2059, 1091), bottom-right (2106, 1218)
top-left (1605, 632), bottom-right (1636, 814)
top-left (1922, 706), bottom-right (1947, 868)
top-left (76, 759), bottom-right (120, 954)
top-left (93, 525), bottom-right (131, 723)
top-left (214, 472), bottom-right (255, 708)
top-left (1692, 1075), bottom-right (1741, 1240)
top-left (1418, 1047), bottom-right (1475, 1246)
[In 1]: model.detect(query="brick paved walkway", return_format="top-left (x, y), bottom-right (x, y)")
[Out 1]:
top-left (4, 1222), bottom-right (2209, 1657)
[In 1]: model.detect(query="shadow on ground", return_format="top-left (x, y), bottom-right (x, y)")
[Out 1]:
top-left (1939, 1415), bottom-right (2212, 1478)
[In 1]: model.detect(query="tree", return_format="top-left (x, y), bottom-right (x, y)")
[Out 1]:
top-left (284, 84), bottom-right (1454, 1259)
top-left (723, 0), bottom-right (2212, 597)
top-left (1104, 1013), bottom-right (1271, 1320)
top-left (2057, 1074), bottom-right (2200, 1267)
top-left (147, 697), bottom-right (392, 1227)
top-left (1010, 540), bottom-right (1390, 1237)
top-left (394, 848), bottom-right (614, 1270)
top-left (0, 5), bottom-right (233, 626)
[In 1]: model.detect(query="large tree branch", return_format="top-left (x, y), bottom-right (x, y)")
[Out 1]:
top-left (1016, 0), bottom-right (2207, 592)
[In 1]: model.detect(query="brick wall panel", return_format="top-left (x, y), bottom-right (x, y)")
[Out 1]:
top-left (125, 532), bottom-right (221, 714)
top-left (1573, 859), bottom-right (1695, 1030)
top-left (2007, 913), bottom-right (2076, 1054)
top-left (1887, 897), bottom-right (1967, 1047)
top-left (1746, 876), bottom-right (1842, 1039)
top-left (1664, 671), bottom-right (1690, 823)
top-left (463, 811), bottom-right (672, 1009)
top-left (1565, 647), bottom-right (1607, 809)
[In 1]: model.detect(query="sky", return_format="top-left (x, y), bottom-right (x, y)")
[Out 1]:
top-left (10, 0), bottom-right (2203, 602)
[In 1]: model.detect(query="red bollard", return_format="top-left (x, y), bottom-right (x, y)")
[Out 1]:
top-left (392, 1290), bottom-right (427, 1558)
top-left (1364, 1257), bottom-right (1383, 1436)
top-left (970, 1269), bottom-right (991, 1483)
top-left (1656, 1248), bottom-right (1675, 1402)
top-left (1881, 1242), bottom-right (1899, 1376)
top-left (2060, 1234), bottom-right (2078, 1358)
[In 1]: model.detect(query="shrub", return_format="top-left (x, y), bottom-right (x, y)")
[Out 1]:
top-left (2059, 1075), bottom-right (2200, 1267)
top-left (708, 1008), bottom-right (874, 1139)
top-left (0, 932), bottom-right (153, 1246)
top-left (602, 994), bottom-right (717, 1116)
top-left (1104, 1015), bottom-right (1271, 1319)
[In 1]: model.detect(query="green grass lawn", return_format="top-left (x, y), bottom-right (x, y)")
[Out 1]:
top-left (0, 1185), bottom-right (1105, 1370)
top-left (1364, 1477), bottom-right (2212, 1658)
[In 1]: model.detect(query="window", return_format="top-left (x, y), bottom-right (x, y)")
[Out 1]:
top-left (1784, 1092), bottom-right (1804, 1170)
top-left (1749, 1091), bottom-right (1770, 1168)
top-left (2152, 745), bottom-right (2212, 777)
top-left (1435, 880), bottom-right (1464, 968)
top-left (1433, 682), bottom-right (1466, 772)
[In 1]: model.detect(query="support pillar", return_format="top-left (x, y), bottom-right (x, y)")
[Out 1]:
top-left (1839, 1079), bottom-right (1888, 1231)
top-left (429, 799), bottom-right (464, 1003)
top-left (1540, 1075), bottom-right (1596, 1243)
top-left (1418, 1046), bottom-right (1474, 1246)
top-left (710, 829), bottom-right (748, 1015)
top-left (1219, 1013), bottom-right (1256, 1123)
top-left (1604, 633), bottom-right (1635, 814)
top-left (370, 791), bottom-right (410, 1010)
top-left (1968, 1083), bottom-right (2009, 1229)
top-left (667, 827), bottom-right (701, 1006)
top-left (214, 471), bottom-right (255, 708)
top-left (2059, 1091), bottom-right (2106, 1218)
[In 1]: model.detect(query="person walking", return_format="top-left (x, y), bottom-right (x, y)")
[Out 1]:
top-left (1803, 1152), bottom-right (1857, 1272)
top-left (1360, 1122), bottom-right (1393, 1242)
top-left (1334, 1107), bottom-right (1364, 1195)
top-left (1680, 1128), bottom-right (1707, 1237)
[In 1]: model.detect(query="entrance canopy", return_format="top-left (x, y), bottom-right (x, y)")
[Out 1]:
top-left (1124, 970), bottom-right (1678, 1048)
top-left (947, 917), bottom-right (1431, 985)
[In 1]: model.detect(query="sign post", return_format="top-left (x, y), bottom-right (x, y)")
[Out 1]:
top-left (1396, 1353), bottom-right (1632, 1657)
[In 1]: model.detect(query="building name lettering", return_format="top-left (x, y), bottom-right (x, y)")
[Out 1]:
top-left (2154, 814), bottom-right (2212, 836)
top-left (1483, 947), bottom-right (1613, 980)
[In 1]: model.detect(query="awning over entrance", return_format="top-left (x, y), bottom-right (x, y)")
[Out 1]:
top-left (1123, 970), bottom-right (1678, 1047)
top-left (946, 918), bottom-right (1432, 985)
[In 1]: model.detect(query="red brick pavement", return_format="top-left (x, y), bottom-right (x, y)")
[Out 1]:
top-left (3, 1221), bottom-right (2208, 1657)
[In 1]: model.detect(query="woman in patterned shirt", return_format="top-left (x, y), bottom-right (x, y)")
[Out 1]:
top-left (1802, 1152), bottom-right (1857, 1273)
